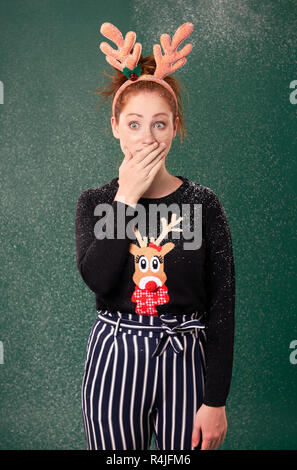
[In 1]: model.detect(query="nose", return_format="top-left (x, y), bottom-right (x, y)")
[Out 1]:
top-left (142, 126), bottom-right (157, 145)
top-left (145, 280), bottom-right (158, 291)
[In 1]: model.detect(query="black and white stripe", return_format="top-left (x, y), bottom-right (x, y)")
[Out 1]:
top-left (81, 310), bottom-right (206, 450)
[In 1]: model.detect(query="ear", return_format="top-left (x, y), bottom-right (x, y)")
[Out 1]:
top-left (111, 115), bottom-right (120, 139)
top-left (160, 242), bottom-right (175, 256)
top-left (173, 115), bottom-right (179, 138)
top-left (129, 243), bottom-right (140, 256)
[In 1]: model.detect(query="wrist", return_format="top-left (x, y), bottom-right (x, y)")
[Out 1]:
top-left (114, 191), bottom-right (139, 208)
top-left (202, 402), bottom-right (226, 409)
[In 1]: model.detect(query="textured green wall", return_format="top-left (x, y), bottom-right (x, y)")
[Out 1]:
top-left (1, 0), bottom-right (296, 450)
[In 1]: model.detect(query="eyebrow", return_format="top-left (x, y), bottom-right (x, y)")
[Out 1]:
top-left (126, 113), bottom-right (169, 118)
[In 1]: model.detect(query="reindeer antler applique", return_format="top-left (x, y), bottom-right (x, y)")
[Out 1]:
top-left (99, 22), bottom-right (142, 78)
top-left (153, 22), bottom-right (194, 79)
top-left (129, 214), bottom-right (183, 316)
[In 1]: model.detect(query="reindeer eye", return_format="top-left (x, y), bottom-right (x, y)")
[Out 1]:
top-left (139, 256), bottom-right (149, 272)
top-left (150, 256), bottom-right (160, 273)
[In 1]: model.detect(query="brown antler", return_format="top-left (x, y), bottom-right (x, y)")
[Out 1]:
top-left (153, 22), bottom-right (194, 79)
top-left (99, 22), bottom-right (142, 72)
top-left (152, 214), bottom-right (183, 246)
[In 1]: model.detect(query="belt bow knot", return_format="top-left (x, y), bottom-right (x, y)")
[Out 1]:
top-left (152, 314), bottom-right (205, 357)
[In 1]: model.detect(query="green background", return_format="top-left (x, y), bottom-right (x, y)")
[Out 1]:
top-left (1, 0), bottom-right (296, 450)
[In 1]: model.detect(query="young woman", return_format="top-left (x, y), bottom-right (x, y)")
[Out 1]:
top-left (75, 22), bottom-right (235, 451)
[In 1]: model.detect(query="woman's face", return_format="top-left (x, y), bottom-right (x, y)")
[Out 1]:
top-left (111, 91), bottom-right (179, 157)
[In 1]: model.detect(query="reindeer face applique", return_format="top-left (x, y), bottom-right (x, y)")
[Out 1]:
top-left (129, 213), bottom-right (183, 316)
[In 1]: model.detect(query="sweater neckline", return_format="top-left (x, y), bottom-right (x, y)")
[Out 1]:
top-left (112, 175), bottom-right (189, 203)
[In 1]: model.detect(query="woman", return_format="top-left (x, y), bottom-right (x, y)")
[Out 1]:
top-left (75, 22), bottom-right (235, 451)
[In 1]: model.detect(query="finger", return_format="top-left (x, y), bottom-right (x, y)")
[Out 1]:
top-left (148, 155), bottom-right (165, 177)
top-left (191, 425), bottom-right (200, 448)
top-left (136, 142), bottom-right (160, 162)
top-left (139, 145), bottom-right (166, 170)
top-left (211, 435), bottom-right (222, 450)
top-left (209, 438), bottom-right (218, 450)
top-left (192, 429), bottom-right (202, 449)
top-left (145, 150), bottom-right (166, 174)
top-left (201, 437), bottom-right (211, 451)
top-left (123, 146), bottom-right (133, 161)
top-left (216, 437), bottom-right (223, 450)
top-left (144, 157), bottom-right (165, 182)
top-left (217, 430), bottom-right (227, 449)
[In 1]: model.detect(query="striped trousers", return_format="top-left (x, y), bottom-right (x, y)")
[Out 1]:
top-left (81, 310), bottom-right (207, 450)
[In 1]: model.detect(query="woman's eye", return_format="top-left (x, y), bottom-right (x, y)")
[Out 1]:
top-left (129, 122), bottom-right (139, 129)
top-left (128, 121), bottom-right (166, 129)
top-left (155, 121), bottom-right (166, 128)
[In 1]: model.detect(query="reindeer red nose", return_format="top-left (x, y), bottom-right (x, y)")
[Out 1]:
top-left (145, 281), bottom-right (157, 291)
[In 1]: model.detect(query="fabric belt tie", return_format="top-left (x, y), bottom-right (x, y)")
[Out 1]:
top-left (152, 314), bottom-right (205, 357)
top-left (97, 311), bottom-right (205, 358)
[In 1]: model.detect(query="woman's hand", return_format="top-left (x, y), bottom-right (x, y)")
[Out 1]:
top-left (115, 142), bottom-right (167, 206)
top-left (192, 404), bottom-right (227, 450)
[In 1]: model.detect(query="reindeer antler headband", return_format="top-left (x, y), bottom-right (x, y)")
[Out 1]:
top-left (99, 22), bottom-right (194, 117)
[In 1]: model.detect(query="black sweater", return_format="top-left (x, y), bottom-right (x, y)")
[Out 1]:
top-left (75, 175), bottom-right (235, 407)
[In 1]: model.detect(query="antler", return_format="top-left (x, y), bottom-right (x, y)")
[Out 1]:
top-left (152, 214), bottom-right (183, 246)
top-left (133, 226), bottom-right (148, 248)
top-left (153, 22), bottom-right (194, 79)
top-left (99, 22), bottom-right (142, 72)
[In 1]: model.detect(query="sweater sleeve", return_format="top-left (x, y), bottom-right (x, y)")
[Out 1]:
top-left (75, 189), bottom-right (137, 296)
top-left (202, 193), bottom-right (236, 407)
